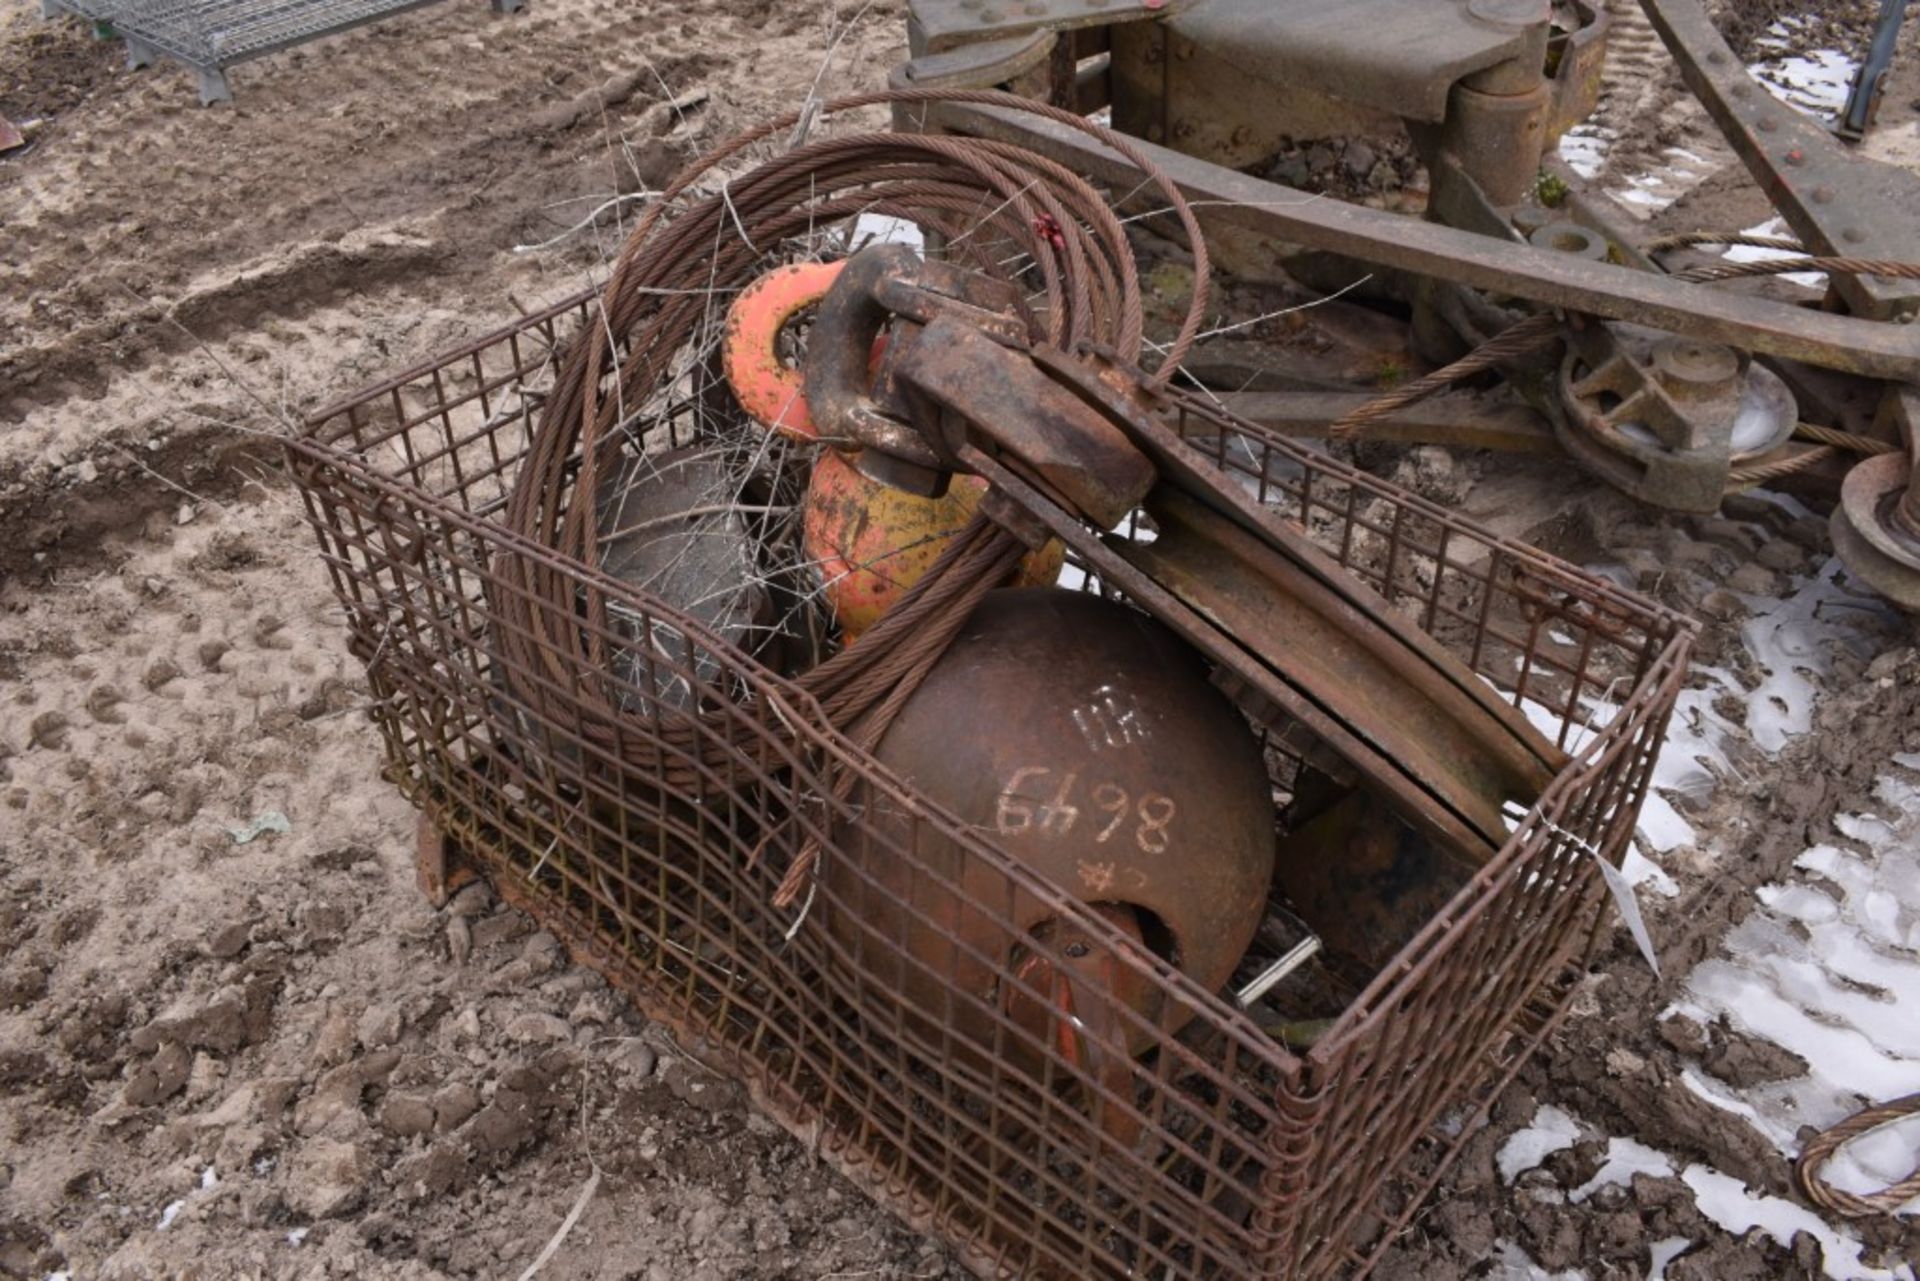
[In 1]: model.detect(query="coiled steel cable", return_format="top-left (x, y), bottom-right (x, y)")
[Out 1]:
top-left (488, 90), bottom-right (1208, 902)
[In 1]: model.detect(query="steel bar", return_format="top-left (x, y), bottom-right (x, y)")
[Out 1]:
top-left (920, 100), bottom-right (1920, 381)
top-left (1236, 937), bottom-right (1325, 1008)
top-left (1837, 0), bottom-right (1906, 141)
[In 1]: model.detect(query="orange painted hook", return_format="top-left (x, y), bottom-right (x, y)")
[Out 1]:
top-left (723, 260), bottom-right (847, 442)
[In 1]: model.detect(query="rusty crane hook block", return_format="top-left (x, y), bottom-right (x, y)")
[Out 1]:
top-left (808, 243), bottom-right (1570, 870)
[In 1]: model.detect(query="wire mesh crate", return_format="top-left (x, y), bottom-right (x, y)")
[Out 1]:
top-left (286, 287), bottom-right (1695, 1280)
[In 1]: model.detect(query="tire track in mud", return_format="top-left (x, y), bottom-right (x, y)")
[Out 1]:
top-left (1567, 0), bottom-right (1736, 218)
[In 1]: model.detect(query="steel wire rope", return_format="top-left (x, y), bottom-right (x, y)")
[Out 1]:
top-left (1795, 1092), bottom-right (1920, 1219)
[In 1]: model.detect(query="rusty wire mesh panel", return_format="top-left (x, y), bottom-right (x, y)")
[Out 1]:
top-left (288, 298), bottom-right (1693, 1281)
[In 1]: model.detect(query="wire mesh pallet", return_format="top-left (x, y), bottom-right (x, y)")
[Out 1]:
top-left (286, 287), bottom-right (1695, 1280)
top-left (39, 0), bottom-right (523, 103)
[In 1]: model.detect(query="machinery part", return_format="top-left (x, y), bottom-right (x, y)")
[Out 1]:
top-left (919, 100), bottom-right (1920, 382)
top-left (1831, 450), bottom-right (1920, 612)
top-left (1272, 773), bottom-right (1480, 972)
top-left (805, 242), bottom-right (1031, 493)
top-left (594, 446), bottom-right (776, 709)
top-left (892, 0), bottom-right (1920, 612)
top-left (723, 253), bottom-right (1067, 642)
top-left (828, 587), bottom-right (1276, 1121)
top-left (1641, 0), bottom-right (1920, 321)
top-left (887, 318), bottom-right (1566, 856)
top-left (1100, 0), bottom-right (1600, 211)
top-left (909, 0), bottom-right (1920, 324)
top-left (1836, 0), bottom-right (1906, 143)
top-left (1119, 486), bottom-right (1556, 853)
top-left (802, 449), bottom-right (1063, 642)
top-left (725, 260), bottom-right (848, 441)
top-left (889, 311), bottom-right (1159, 529)
top-left (1556, 323), bottom-right (1798, 512)
top-left (1215, 388), bottom-right (1559, 454)
top-left (909, 0), bottom-right (1188, 60)
top-left (1528, 220), bottom-right (1610, 262)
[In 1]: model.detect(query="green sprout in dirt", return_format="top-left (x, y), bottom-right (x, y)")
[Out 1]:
top-left (1374, 356), bottom-right (1409, 388)
top-left (1536, 171), bottom-right (1570, 208)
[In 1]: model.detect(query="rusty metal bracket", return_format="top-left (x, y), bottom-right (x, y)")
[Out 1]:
top-left (897, 315), bottom-right (1158, 528)
top-left (1121, 485), bottom-right (1560, 848)
top-left (1836, 0), bottom-right (1906, 143)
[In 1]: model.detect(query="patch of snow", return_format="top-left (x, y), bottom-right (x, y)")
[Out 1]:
top-left (1494, 1106), bottom-right (1909, 1279)
top-left (1725, 215), bottom-right (1830, 290)
top-left (1647, 1237), bottom-right (1692, 1281)
top-left (1557, 124), bottom-right (1614, 179)
top-left (1740, 559), bottom-right (1893, 752)
top-left (1570, 1136), bottom-right (1675, 1202)
top-left (1498, 1103), bottom-right (1583, 1182)
top-left (1632, 792), bottom-right (1696, 857)
top-left (1682, 1164), bottom-right (1911, 1280)
top-left (1622, 847), bottom-right (1680, 898)
top-left (1675, 770), bottom-right (1920, 1222)
top-left (288, 1227), bottom-right (310, 1246)
top-left (846, 213), bottom-right (925, 252)
top-left (1493, 1240), bottom-right (1588, 1281)
top-left (1607, 146), bottom-right (1723, 214)
top-left (1747, 25), bottom-right (1855, 121)
top-left (157, 1198), bottom-right (185, 1230)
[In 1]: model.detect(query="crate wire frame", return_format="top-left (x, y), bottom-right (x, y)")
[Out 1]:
top-left (288, 287), bottom-right (1695, 1280)
top-left (39, 0), bottom-right (522, 103)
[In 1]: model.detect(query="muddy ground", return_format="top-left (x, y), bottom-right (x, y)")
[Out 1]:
top-left (2, 0), bottom-right (1918, 1277)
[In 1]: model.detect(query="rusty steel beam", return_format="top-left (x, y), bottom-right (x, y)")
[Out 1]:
top-left (920, 100), bottom-right (1920, 382)
top-left (1641, 0), bottom-right (1920, 321)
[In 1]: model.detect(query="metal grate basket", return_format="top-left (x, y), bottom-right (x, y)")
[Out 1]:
top-left (286, 287), bottom-right (1694, 1280)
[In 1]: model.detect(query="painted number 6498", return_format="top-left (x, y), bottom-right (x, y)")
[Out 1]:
top-left (993, 766), bottom-right (1176, 854)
